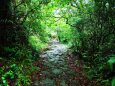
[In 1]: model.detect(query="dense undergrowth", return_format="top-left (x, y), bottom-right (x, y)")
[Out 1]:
top-left (0, 0), bottom-right (115, 86)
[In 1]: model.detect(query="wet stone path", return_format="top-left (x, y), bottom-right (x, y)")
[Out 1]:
top-left (32, 40), bottom-right (78, 86)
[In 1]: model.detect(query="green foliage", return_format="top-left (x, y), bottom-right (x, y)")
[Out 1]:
top-left (112, 77), bottom-right (115, 86)
top-left (0, 0), bottom-right (49, 85)
top-left (57, 24), bottom-right (73, 45)
top-left (101, 80), bottom-right (110, 86)
top-left (28, 35), bottom-right (48, 51)
top-left (0, 60), bottom-right (38, 86)
top-left (0, 64), bottom-right (16, 85)
top-left (63, 0), bottom-right (115, 85)
top-left (107, 55), bottom-right (115, 71)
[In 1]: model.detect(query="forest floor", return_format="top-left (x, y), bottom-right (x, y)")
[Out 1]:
top-left (31, 39), bottom-right (101, 86)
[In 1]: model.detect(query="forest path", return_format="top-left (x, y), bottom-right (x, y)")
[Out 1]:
top-left (40, 39), bottom-right (68, 65)
top-left (31, 39), bottom-right (88, 86)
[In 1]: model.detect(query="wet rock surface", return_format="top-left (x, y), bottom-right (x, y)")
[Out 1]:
top-left (32, 40), bottom-right (77, 86)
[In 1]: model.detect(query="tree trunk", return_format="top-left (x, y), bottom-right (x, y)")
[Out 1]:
top-left (0, 0), bottom-right (13, 57)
